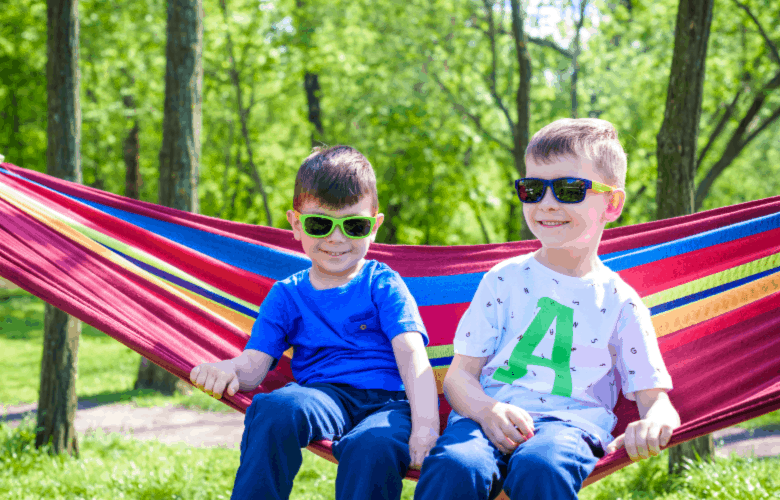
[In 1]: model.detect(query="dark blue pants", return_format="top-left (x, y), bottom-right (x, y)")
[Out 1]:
top-left (414, 416), bottom-right (603, 500)
top-left (231, 382), bottom-right (412, 500)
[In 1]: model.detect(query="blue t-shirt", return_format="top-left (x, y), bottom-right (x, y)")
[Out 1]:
top-left (244, 260), bottom-right (428, 391)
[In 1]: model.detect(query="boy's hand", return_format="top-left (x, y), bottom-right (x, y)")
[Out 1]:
top-left (189, 360), bottom-right (240, 399)
top-left (606, 419), bottom-right (675, 461)
top-left (408, 425), bottom-right (439, 470)
top-left (477, 402), bottom-right (535, 455)
top-left (606, 389), bottom-right (679, 461)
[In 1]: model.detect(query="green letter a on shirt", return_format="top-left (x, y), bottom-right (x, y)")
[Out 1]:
top-left (492, 297), bottom-right (573, 397)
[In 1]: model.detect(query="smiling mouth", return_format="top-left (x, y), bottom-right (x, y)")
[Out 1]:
top-left (323, 250), bottom-right (348, 257)
top-left (538, 221), bottom-right (569, 227)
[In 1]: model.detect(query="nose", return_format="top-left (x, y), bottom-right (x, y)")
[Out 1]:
top-left (326, 224), bottom-right (348, 242)
top-left (538, 185), bottom-right (559, 208)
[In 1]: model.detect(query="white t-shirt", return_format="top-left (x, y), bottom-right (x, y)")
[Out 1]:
top-left (452, 253), bottom-right (673, 445)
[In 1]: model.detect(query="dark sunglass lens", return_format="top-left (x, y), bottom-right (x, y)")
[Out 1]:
top-left (518, 180), bottom-right (545, 203)
top-left (554, 179), bottom-right (587, 203)
top-left (304, 216), bottom-right (334, 236)
top-left (342, 218), bottom-right (372, 237)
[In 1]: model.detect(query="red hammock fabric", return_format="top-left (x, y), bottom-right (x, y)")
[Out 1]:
top-left (0, 161), bottom-right (779, 487)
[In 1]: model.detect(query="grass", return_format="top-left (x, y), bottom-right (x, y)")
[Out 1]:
top-left (0, 288), bottom-right (229, 412)
top-left (580, 450), bottom-right (780, 500)
top-left (0, 417), bottom-right (416, 500)
top-left (1, 288), bottom-right (779, 499)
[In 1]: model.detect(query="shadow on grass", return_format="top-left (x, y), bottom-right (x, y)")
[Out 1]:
top-left (0, 389), bottom-right (160, 423)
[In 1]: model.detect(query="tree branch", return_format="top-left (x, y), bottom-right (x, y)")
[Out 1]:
top-left (219, 0), bottom-right (273, 226)
top-left (528, 36), bottom-right (573, 58)
top-left (743, 104), bottom-right (780, 146)
top-left (698, 86), bottom-right (743, 169)
top-left (732, 0), bottom-right (780, 65)
top-left (426, 64), bottom-right (515, 153)
top-left (694, 69), bottom-right (780, 210)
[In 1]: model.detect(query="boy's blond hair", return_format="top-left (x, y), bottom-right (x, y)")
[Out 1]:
top-left (526, 118), bottom-right (627, 188)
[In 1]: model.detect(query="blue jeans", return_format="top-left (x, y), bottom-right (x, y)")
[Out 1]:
top-left (414, 416), bottom-right (604, 500)
top-left (231, 382), bottom-right (412, 500)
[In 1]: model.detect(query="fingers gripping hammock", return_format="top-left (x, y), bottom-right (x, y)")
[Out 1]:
top-left (1, 162), bottom-right (779, 486)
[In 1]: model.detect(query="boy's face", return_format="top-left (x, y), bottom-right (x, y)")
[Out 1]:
top-left (523, 155), bottom-right (623, 251)
top-left (287, 196), bottom-right (383, 282)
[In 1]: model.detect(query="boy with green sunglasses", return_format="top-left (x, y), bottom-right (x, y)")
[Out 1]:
top-left (415, 119), bottom-right (679, 500)
top-left (190, 146), bottom-right (438, 500)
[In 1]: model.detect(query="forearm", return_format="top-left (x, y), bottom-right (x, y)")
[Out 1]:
top-left (638, 390), bottom-right (680, 427)
top-left (443, 368), bottom-right (498, 425)
top-left (398, 348), bottom-right (440, 431)
top-left (232, 349), bottom-right (275, 390)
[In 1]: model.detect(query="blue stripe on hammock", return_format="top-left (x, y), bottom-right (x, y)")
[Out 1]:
top-left (649, 264), bottom-right (780, 315)
top-left (429, 356), bottom-right (453, 367)
top-left (106, 245), bottom-right (261, 318)
top-left (4, 167), bottom-right (779, 307)
top-left (0, 166), bottom-right (311, 280)
top-left (601, 211), bottom-right (780, 271)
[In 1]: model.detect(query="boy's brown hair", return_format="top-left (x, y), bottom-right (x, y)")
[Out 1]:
top-left (293, 146), bottom-right (378, 213)
top-left (526, 118), bottom-right (628, 188)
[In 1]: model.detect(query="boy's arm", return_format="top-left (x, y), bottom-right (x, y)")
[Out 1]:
top-left (606, 388), bottom-right (680, 461)
top-left (391, 332), bottom-right (439, 468)
top-left (444, 354), bottom-right (535, 455)
top-left (190, 349), bottom-right (275, 399)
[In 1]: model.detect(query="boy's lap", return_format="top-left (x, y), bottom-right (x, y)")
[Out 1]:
top-left (431, 415), bottom-right (601, 470)
top-left (248, 382), bottom-right (412, 445)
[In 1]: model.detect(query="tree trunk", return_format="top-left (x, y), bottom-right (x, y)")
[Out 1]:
top-left (136, 0), bottom-right (203, 395)
top-left (669, 435), bottom-right (715, 474)
top-left (123, 93), bottom-right (141, 200)
top-left (655, 0), bottom-right (714, 220)
top-left (304, 72), bottom-right (324, 147)
top-left (158, 0), bottom-right (202, 213)
top-left (509, 0), bottom-right (534, 242)
top-left (655, 0), bottom-right (715, 472)
top-left (37, 0), bottom-right (82, 456)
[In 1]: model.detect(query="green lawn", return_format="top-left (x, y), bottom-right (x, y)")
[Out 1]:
top-left (2, 288), bottom-right (779, 500)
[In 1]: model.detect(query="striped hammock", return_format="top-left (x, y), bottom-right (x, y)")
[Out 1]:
top-left (1, 161), bottom-right (779, 486)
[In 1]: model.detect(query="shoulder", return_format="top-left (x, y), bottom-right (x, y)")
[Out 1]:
top-left (484, 252), bottom-right (535, 282)
top-left (599, 266), bottom-right (644, 305)
top-left (267, 268), bottom-right (311, 301)
top-left (364, 260), bottom-right (405, 286)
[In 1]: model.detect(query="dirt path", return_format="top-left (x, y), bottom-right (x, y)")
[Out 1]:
top-left (1, 401), bottom-right (245, 449)
top-left (2, 401), bottom-right (779, 458)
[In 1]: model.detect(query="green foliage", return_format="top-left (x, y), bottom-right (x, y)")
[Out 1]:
top-left (0, 0), bottom-right (778, 245)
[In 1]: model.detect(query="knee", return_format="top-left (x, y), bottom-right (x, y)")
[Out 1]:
top-left (336, 427), bottom-right (407, 465)
top-left (505, 450), bottom-right (566, 489)
top-left (422, 442), bottom-right (495, 482)
top-left (246, 392), bottom-right (303, 434)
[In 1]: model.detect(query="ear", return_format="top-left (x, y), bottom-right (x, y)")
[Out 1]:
top-left (603, 189), bottom-right (625, 223)
top-left (370, 213), bottom-right (385, 242)
top-left (287, 210), bottom-right (302, 241)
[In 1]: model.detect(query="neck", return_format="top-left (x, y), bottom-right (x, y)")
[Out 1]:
top-left (309, 258), bottom-right (366, 290)
top-left (534, 245), bottom-right (601, 278)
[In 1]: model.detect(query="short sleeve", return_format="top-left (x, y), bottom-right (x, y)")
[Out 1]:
top-left (612, 298), bottom-right (673, 400)
top-left (244, 283), bottom-right (293, 359)
top-left (373, 267), bottom-right (428, 344)
top-left (453, 274), bottom-right (500, 358)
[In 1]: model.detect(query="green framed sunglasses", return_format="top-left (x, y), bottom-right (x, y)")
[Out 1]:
top-left (293, 211), bottom-right (377, 239)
